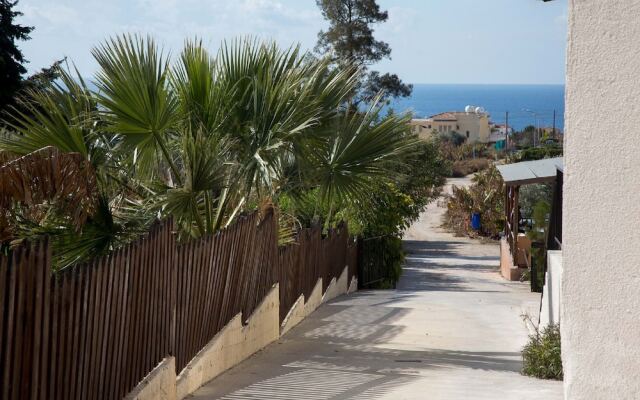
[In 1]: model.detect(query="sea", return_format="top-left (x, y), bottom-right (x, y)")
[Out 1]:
top-left (387, 84), bottom-right (565, 132)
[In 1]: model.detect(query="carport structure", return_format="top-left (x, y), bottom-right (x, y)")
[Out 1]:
top-left (496, 157), bottom-right (563, 290)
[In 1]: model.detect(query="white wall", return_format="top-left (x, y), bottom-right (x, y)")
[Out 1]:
top-left (563, 1), bottom-right (640, 399)
top-left (540, 251), bottom-right (562, 328)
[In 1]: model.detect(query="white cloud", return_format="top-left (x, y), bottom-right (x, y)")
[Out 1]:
top-left (21, 3), bottom-right (79, 27)
top-left (15, 0), bottom-right (567, 84)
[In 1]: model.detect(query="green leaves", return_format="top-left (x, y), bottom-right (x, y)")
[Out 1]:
top-left (1, 33), bottom-right (430, 267)
top-left (2, 66), bottom-right (95, 158)
top-left (309, 96), bottom-right (417, 216)
top-left (172, 40), bottom-right (225, 134)
top-left (93, 34), bottom-right (179, 180)
top-left (159, 128), bottom-right (231, 237)
top-left (522, 323), bottom-right (563, 380)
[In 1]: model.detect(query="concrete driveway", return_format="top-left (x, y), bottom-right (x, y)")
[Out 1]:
top-left (189, 177), bottom-right (563, 400)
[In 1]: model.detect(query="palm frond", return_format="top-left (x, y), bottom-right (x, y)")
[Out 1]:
top-left (0, 146), bottom-right (98, 241)
top-left (1, 65), bottom-right (96, 158)
top-left (308, 95), bottom-right (418, 221)
top-left (93, 34), bottom-right (180, 182)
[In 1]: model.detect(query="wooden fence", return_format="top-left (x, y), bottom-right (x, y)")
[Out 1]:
top-left (0, 208), bottom-right (357, 400)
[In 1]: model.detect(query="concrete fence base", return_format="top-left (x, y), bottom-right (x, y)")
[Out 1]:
top-left (347, 275), bottom-right (358, 294)
top-left (321, 266), bottom-right (349, 303)
top-left (125, 357), bottom-right (177, 400)
top-left (280, 278), bottom-right (323, 336)
top-left (127, 271), bottom-right (356, 400)
top-left (176, 284), bottom-right (280, 399)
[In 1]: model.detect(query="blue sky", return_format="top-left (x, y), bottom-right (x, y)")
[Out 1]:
top-left (17, 0), bottom-right (568, 84)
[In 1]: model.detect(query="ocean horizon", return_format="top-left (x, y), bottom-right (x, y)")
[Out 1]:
top-left (388, 83), bottom-right (565, 131)
top-left (82, 80), bottom-right (564, 132)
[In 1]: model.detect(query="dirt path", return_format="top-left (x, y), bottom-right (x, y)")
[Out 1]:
top-left (189, 177), bottom-right (563, 399)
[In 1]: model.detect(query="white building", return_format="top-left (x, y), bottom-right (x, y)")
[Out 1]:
top-left (562, 1), bottom-right (640, 399)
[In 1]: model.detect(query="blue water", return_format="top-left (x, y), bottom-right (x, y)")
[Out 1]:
top-left (388, 84), bottom-right (565, 131)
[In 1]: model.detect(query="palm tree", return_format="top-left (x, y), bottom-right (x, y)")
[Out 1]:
top-left (0, 34), bottom-right (416, 268)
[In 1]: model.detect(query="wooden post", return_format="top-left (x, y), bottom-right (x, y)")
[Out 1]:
top-left (512, 186), bottom-right (520, 265)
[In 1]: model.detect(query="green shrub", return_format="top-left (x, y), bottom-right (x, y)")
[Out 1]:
top-left (438, 131), bottom-right (466, 146)
top-left (522, 324), bottom-right (563, 380)
top-left (360, 236), bottom-right (404, 289)
top-left (438, 141), bottom-right (491, 163)
top-left (509, 144), bottom-right (563, 163)
top-left (278, 139), bottom-right (448, 288)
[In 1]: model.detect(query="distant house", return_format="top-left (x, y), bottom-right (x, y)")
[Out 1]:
top-left (488, 131), bottom-right (506, 144)
top-left (492, 123), bottom-right (514, 136)
top-left (410, 107), bottom-right (491, 143)
top-left (487, 123), bottom-right (512, 145)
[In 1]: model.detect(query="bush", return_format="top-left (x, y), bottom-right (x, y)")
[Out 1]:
top-left (359, 235), bottom-right (404, 288)
top-left (451, 158), bottom-right (490, 177)
top-left (438, 131), bottom-right (466, 146)
top-left (279, 140), bottom-right (448, 288)
top-left (320, 140), bottom-right (448, 237)
top-left (509, 144), bottom-right (563, 163)
top-left (443, 165), bottom-right (504, 238)
top-left (438, 141), bottom-right (491, 162)
top-left (522, 324), bottom-right (563, 380)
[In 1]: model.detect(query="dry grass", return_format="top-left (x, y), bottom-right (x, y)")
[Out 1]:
top-left (442, 165), bottom-right (504, 239)
top-left (451, 158), bottom-right (490, 178)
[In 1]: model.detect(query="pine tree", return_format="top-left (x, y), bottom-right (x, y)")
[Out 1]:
top-left (316, 0), bottom-right (412, 105)
top-left (0, 0), bottom-right (33, 112)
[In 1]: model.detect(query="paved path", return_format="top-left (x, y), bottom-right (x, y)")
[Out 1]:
top-left (190, 177), bottom-right (563, 399)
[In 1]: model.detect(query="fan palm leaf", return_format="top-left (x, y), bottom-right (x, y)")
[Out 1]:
top-left (1, 66), bottom-right (96, 158)
top-left (93, 34), bottom-right (180, 183)
top-left (309, 95), bottom-right (418, 223)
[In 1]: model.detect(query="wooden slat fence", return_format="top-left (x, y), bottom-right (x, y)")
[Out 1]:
top-left (174, 211), bottom-right (279, 371)
top-left (0, 208), bottom-right (357, 400)
top-left (277, 226), bottom-right (322, 323)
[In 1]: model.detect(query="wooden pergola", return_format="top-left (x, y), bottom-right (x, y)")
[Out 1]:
top-left (497, 157), bottom-right (563, 289)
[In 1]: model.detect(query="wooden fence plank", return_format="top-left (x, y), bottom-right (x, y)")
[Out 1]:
top-left (69, 264), bottom-right (84, 400)
top-left (89, 256), bottom-right (107, 400)
top-left (114, 246), bottom-right (131, 399)
top-left (19, 243), bottom-right (37, 400)
top-left (49, 272), bottom-right (61, 400)
top-left (104, 250), bottom-right (122, 400)
top-left (0, 247), bottom-right (8, 396)
top-left (79, 261), bottom-right (96, 400)
top-left (59, 272), bottom-right (72, 400)
top-left (124, 241), bottom-right (139, 395)
top-left (11, 245), bottom-right (26, 400)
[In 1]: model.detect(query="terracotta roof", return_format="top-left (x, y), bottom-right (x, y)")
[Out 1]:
top-left (429, 112), bottom-right (458, 121)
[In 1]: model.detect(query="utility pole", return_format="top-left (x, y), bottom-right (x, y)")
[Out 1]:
top-left (505, 111), bottom-right (510, 151)
top-left (523, 108), bottom-right (539, 147)
top-left (552, 109), bottom-right (557, 140)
